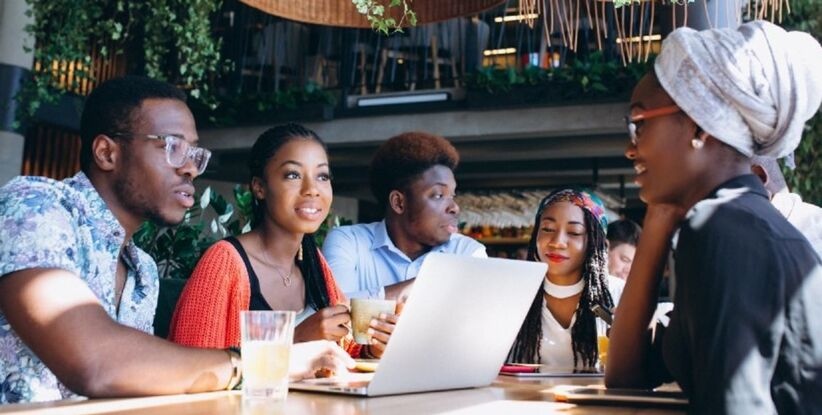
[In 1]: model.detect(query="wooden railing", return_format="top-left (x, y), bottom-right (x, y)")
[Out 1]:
top-left (21, 124), bottom-right (81, 180)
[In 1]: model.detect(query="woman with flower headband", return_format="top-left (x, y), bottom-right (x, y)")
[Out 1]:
top-left (508, 188), bottom-right (624, 371)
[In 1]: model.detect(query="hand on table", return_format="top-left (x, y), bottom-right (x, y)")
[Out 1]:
top-left (288, 340), bottom-right (356, 381)
top-left (294, 304), bottom-right (351, 343)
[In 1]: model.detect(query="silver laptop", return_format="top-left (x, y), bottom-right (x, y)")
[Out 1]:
top-left (290, 252), bottom-right (546, 397)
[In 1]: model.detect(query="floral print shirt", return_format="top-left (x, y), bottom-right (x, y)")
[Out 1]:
top-left (0, 172), bottom-right (159, 403)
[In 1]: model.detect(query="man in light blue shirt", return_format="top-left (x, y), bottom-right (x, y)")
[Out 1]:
top-left (323, 132), bottom-right (486, 301)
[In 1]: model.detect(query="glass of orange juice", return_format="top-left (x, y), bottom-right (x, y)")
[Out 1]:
top-left (597, 335), bottom-right (609, 372)
top-left (240, 311), bottom-right (296, 401)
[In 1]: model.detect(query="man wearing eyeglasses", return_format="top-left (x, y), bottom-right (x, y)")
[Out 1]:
top-left (0, 76), bottom-right (352, 403)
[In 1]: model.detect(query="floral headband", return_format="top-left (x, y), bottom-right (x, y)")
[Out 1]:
top-left (537, 189), bottom-right (608, 233)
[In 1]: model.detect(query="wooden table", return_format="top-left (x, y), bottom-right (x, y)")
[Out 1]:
top-left (0, 376), bottom-right (685, 414)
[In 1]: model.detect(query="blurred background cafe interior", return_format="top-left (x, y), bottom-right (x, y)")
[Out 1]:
top-left (7, 0), bottom-right (817, 265)
top-left (1, 0), bottom-right (819, 412)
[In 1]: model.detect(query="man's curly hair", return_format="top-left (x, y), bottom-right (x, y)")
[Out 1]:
top-left (370, 132), bottom-right (459, 208)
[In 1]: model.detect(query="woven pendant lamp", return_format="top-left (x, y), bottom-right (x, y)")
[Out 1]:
top-left (238, 0), bottom-right (507, 28)
top-left (523, 0), bottom-right (796, 63)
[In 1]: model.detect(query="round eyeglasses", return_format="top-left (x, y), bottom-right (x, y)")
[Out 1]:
top-left (624, 105), bottom-right (682, 146)
top-left (111, 133), bottom-right (212, 175)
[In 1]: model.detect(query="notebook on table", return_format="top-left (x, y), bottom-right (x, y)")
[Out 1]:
top-left (290, 253), bottom-right (547, 397)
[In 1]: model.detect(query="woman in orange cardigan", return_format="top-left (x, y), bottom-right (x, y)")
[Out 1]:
top-left (169, 123), bottom-right (359, 356)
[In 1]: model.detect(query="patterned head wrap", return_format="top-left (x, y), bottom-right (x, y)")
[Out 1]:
top-left (655, 20), bottom-right (822, 160)
top-left (536, 189), bottom-right (608, 233)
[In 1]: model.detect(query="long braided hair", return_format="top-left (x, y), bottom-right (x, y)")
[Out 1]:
top-left (508, 189), bottom-right (614, 370)
top-left (247, 123), bottom-right (331, 310)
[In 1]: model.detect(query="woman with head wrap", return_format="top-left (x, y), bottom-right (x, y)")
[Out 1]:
top-left (508, 189), bottom-right (624, 371)
top-left (605, 21), bottom-right (822, 413)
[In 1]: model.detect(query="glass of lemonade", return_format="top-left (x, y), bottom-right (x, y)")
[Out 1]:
top-left (240, 310), bottom-right (295, 401)
top-left (597, 335), bottom-right (609, 372)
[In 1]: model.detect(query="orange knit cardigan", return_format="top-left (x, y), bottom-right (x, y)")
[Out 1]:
top-left (168, 240), bottom-right (361, 356)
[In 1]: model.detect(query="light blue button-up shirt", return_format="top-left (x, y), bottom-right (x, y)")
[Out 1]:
top-left (322, 220), bottom-right (487, 299)
top-left (0, 172), bottom-right (159, 403)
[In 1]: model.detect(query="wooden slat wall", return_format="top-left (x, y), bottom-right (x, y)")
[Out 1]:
top-left (23, 40), bottom-right (126, 179)
top-left (21, 125), bottom-right (81, 180)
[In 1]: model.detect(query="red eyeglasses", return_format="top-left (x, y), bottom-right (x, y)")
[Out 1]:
top-left (624, 105), bottom-right (682, 146)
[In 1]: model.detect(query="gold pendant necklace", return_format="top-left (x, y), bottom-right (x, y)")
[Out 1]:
top-left (273, 263), bottom-right (294, 287)
top-left (261, 247), bottom-right (296, 287)
top-left (259, 235), bottom-right (298, 287)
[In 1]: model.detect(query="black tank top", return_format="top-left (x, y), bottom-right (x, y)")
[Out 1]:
top-left (224, 237), bottom-right (272, 311)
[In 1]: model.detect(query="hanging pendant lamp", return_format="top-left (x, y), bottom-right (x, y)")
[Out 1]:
top-left (523, 0), bottom-right (796, 64)
top-left (238, 0), bottom-right (506, 28)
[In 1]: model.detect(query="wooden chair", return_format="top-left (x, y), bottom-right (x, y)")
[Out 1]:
top-left (427, 34), bottom-right (460, 90)
top-left (375, 34), bottom-right (421, 93)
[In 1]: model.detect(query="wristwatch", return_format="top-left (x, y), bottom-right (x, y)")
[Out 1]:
top-left (225, 347), bottom-right (242, 390)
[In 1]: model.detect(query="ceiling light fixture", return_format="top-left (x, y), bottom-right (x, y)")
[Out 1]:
top-left (494, 13), bottom-right (539, 22)
top-left (483, 48), bottom-right (517, 56)
top-left (615, 34), bottom-right (662, 44)
top-left (357, 92), bottom-right (450, 107)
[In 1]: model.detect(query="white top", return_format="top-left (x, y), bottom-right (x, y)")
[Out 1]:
top-left (538, 275), bottom-right (625, 368)
top-left (295, 307), bottom-right (316, 326)
top-left (772, 191), bottom-right (822, 259)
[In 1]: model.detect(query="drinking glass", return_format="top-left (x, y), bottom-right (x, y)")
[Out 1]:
top-left (597, 335), bottom-right (609, 372)
top-left (240, 310), bottom-right (296, 401)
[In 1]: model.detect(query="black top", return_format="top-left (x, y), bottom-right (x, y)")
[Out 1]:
top-left (225, 237), bottom-right (272, 311)
top-left (649, 175), bottom-right (822, 414)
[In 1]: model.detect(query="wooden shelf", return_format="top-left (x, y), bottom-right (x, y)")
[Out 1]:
top-left (475, 237), bottom-right (530, 245)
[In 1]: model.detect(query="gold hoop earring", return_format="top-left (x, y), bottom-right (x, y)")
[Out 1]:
top-left (691, 138), bottom-right (704, 149)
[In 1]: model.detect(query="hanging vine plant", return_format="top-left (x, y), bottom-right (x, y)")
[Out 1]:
top-left (352, 0), bottom-right (417, 35)
top-left (19, 0), bottom-right (226, 123)
top-left (141, 0), bottom-right (228, 101)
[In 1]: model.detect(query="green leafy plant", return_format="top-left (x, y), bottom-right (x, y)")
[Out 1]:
top-left (782, 113), bottom-right (821, 206)
top-left (251, 82), bottom-right (336, 113)
top-left (19, 0), bottom-right (226, 124)
top-left (465, 52), bottom-right (652, 100)
top-left (782, 0), bottom-right (820, 41)
top-left (352, 0), bottom-right (417, 35)
top-left (141, 0), bottom-right (228, 104)
top-left (190, 82), bottom-right (337, 127)
top-left (133, 185), bottom-right (253, 280)
top-left (466, 67), bottom-right (522, 94)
